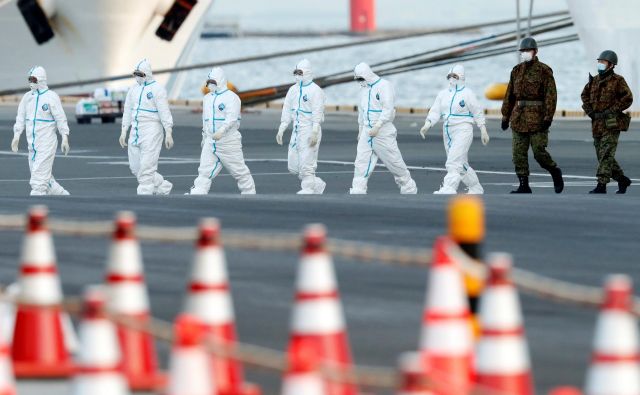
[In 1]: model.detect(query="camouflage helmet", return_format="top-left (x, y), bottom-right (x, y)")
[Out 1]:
top-left (597, 50), bottom-right (618, 66)
top-left (519, 37), bottom-right (538, 51)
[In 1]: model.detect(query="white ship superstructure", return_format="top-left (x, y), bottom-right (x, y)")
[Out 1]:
top-left (566, 0), bottom-right (640, 108)
top-left (0, 0), bottom-right (213, 97)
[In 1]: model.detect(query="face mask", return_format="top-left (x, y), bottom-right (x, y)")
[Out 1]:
top-left (295, 75), bottom-right (303, 83)
top-left (520, 51), bottom-right (533, 63)
top-left (208, 83), bottom-right (218, 92)
top-left (448, 77), bottom-right (459, 88)
top-left (29, 83), bottom-right (37, 91)
top-left (597, 63), bottom-right (607, 75)
top-left (135, 76), bottom-right (145, 85)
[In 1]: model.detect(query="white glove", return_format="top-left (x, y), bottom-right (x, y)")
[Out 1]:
top-left (309, 123), bottom-right (320, 147)
top-left (480, 125), bottom-right (490, 146)
top-left (212, 124), bottom-right (227, 141)
top-left (60, 135), bottom-right (70, 156)
top-left (368, 120), bottom-right (383, 137)
top-left (276, 122), bottom-right (288, 146)
top-left (164, 128), bottom-right (174, 150)
top-left (419, 120), bottom-right (432, 140)
top-left (11, 134), bottom-right (20, 153)
top-left (119, 128), bottom-right (128, 148)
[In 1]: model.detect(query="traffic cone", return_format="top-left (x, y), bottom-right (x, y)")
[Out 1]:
top-left (2, 282), bottom-right (77, 355)
top-left (281, 341), bottom-right (326, 395)
top-left (11, 205), bottom-right (73, 378)
top-left (0, 299), bottom-right (15, 395)
top-left (549, 387), bottom-right (582, 395)
top-left (474, 253), bottom-right (533, 395)
top-left (0, 341), bottom-right (14, 395)
top-left (183, 218), bottom-right (260, 395)
top-left (283, 224), bottom-right (357, 395)
top-left (105, 211), bottom-right (164, 391)
top-left (419, 236), bottom-right (472, 395)
top-left (165, 314), bottom-right (215, 395)
top-left (0, 284), bottom-right (19, 346)
top-left (584, 274), bottom-right (640, 395)
top-left (397, 352), bottom-right (432, 395)
top-left (71, 285), bottom-right (129, 395)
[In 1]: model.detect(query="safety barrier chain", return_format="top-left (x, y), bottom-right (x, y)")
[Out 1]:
top-left (447, 246), bottom-right (612, 311)
top-left (0, 214), bottom-right (637, 316)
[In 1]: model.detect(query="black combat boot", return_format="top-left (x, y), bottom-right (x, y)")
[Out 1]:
top-left (510, 176), bottom-right (532, 194)
top-left (616, 175), bottom-right (631, 194)
top-left (589, 183), bottom-right (607, 194)
top-left (549, 167), bottom-right (564, 193)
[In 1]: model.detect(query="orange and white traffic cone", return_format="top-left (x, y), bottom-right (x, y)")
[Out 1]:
top-left (0, 284), bottom-right (19, 347)
top-left (71, 285), bottom-right (129, 395)
top-left (584, 274), bottom-right (640, 395)
top-left (282, 224), bottom-right (357, 395)
top-left (0, 301), bottom-right (15, 395)
top-left (11, 205), bottom-right (73, 378)
top-left (397, 352), bottom-right (432, 395)
top-left (165, 314), bottom-right (215, 395)
top-left (105, 211), bottom-right (163, 391)
top-left (184, 218), bottom-right (260, 395)
top-left (474, 253), bottom-right (533, 395)
top-left (419, 236), bottom-right (472, 395)
top-left (0, 341), bottom-right (14, 395)
top-left (549, 387), bottom-right (582, 395)
top-left (282, 341), bottom-right (326, 395)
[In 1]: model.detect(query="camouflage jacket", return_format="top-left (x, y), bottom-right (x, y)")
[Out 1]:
top-left (501, 57), bottom-right (557, 133)
top-left (581, 69), bottom-right (633, 136)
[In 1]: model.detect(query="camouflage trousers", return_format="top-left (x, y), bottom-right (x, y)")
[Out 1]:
top-left (594, 131), bottom-right (624, 184)
top-left (512, 130), bottom-right (558, 176)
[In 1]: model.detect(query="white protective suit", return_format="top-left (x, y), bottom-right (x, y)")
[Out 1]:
top-left (13, 66), bottom-right (70, 196)
top-left (188, 67), bottom-right (256, 194)
top-left (121, 59), bottom-right (174, 195)
top-left (350, 63), bottom-right (417, 194)
top-left (278, 59), bottom-right (326, 194)
top-left (425, 65), bottom-right (486, 194)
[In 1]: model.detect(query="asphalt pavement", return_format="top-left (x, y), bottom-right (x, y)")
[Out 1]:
top-left (0, 105), bottom-right (639, 394)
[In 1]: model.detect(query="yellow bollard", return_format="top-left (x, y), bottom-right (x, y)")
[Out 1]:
top-left (448, 196), bottom-right (485, 338)
top-left (484, 82), bottom-right (508, 101)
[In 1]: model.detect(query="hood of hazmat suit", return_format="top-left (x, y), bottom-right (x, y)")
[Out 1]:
top-left (29, 66), bottom-right (48, 91)
top-left (134, 59), bottom-right (154, 85)
top-left (208, 67), bottom-right (228, 92)
top-left (354, 63), bottom-right (379, 85)
top-left (448, 64), bottom-right (466, 90)
top-left (295, 59), bottom-right (313, 84)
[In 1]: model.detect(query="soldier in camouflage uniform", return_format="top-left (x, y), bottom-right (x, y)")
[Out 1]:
top-left (501, 37), bottom-right (564, 194)
top-left (581, 50), bottom-right (633, 194)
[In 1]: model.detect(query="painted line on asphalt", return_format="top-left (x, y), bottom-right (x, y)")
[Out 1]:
top-left (290, 159), bottom-right (640, 182)
top-left (0, 170), bottom-right (355, 182)
top-left (1, 151), bottom-right (637, 182)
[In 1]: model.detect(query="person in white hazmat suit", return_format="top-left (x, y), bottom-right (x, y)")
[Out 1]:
top-left (119, 59), bottom-right (174, 195)
top-left (12, 66), bottom-right (71, 196)
top-left (276, 59), bottom-right (327, 194)
top-left (420, 64), bottom-right (490, 194)
top-left (187, 67), bottom-right (256, 194)
top-left (350, 63), bottom-right (417, 194)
